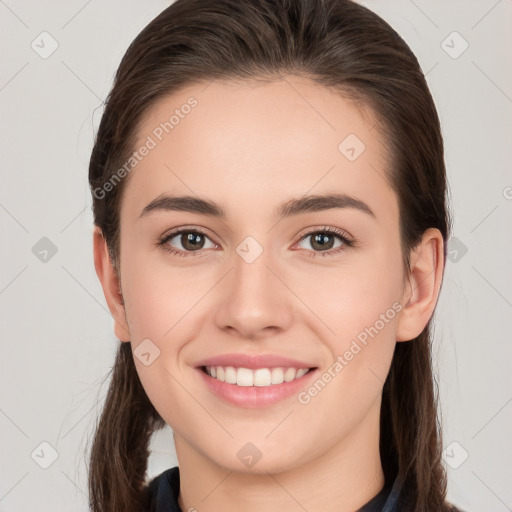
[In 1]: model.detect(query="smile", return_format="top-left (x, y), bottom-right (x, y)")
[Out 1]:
top-left (197, 364), bottom-right (318, 408)
top-left (202, 365), bottom-right (312, 387)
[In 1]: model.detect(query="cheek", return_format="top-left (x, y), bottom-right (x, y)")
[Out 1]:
top-left (290, 245), bottom-right (403, 399)
top-left (289, 276), bottom-right (399, 447)
top-left (120, 249), bottom-right (210, 342)
top-left (291, 244), bottom-right (403, 346)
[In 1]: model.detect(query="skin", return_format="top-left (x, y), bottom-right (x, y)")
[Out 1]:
top-left (93, 76), bottom-right (444, 512)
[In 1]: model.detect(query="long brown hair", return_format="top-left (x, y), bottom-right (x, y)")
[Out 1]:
top-left (87, 0), bottom-right (456, 510)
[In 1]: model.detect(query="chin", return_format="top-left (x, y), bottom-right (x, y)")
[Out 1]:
top-left (208, 444), bottom-right (306, 476)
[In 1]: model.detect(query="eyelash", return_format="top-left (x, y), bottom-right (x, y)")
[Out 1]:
top-left (156, 225), bottom-right (355, 258)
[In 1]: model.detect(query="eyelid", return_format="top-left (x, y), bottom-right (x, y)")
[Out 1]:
top-left (160, 225), bottom-right (217, 242)
top-left (295, 225), bottom-right (354, 243)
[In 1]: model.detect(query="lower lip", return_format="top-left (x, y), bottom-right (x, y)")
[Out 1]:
top-left (197, 367), bottom-right (318, 408)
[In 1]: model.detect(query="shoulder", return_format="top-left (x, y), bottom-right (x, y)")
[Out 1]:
top-left (143, 466), bottom-right (181, 512)
top-left (385, 474), bottom-right (469, 512)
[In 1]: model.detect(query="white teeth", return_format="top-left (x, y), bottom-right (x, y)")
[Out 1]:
top-left (271, 367), bottom-right (284, 384)
top-left (254, 368), bottom-right (271, 387)
top-left (225, 366), bottom-right (237, 384)
top-left (284, 368), bottom-right (296, 382)
top-left (237, 367), bottom-right (254, 387)
top-left (296, 368), bottom-right (308, 378)
top-left (204, 366), bottom-right (311, 387)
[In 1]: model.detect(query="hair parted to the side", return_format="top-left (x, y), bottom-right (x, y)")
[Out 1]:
top-left (87, 1), bottom-right (456, 511)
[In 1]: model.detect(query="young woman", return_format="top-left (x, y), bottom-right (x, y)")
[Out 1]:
top-left (87, 0), bottom-right (465, 511)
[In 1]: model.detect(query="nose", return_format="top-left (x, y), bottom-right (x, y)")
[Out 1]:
top-left (213, 242), bottom-right (294, 340)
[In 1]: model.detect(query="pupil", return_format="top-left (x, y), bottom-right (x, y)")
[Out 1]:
top-left (313, 233), bottom-right (334, 251)
top-left (183, 232), bottom-right (204, 250)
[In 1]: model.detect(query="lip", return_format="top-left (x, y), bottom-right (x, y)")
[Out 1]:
top-left (195, 352), bottom-right (317, 370)
top-left (197, 367), bottom-right (318, 408)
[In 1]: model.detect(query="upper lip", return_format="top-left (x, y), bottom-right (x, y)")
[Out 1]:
top-left (195, 353), bottom-right (317, 370)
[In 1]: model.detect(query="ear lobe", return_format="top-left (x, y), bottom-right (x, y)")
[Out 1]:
top-left (396, 228), bottom-right (445, 342)
top-left (92, 226), bottom-right (131, 342)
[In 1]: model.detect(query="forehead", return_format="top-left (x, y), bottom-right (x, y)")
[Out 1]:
top-left (122, 77), bottom-right (396, 225)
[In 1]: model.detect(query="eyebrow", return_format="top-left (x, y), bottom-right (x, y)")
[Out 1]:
top-left (139, 193), bottom-right (375, 220)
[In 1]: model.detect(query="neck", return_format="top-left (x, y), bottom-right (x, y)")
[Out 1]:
top-left (175, 396), bottom-right (385, 512)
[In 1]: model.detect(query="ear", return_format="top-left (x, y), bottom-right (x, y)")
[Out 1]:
top-left (396, 228), bottom-right (445, 342)
top-left (92, 226), bottom-right (131, 342)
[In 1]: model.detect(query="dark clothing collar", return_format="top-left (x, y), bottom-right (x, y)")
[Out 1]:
top-left (146, 466), bottom-right (406, 512)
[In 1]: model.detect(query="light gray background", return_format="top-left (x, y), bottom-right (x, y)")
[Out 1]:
top-left (1, 1), bottom-right (511, 511)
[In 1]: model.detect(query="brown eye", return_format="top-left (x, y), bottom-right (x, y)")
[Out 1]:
top-left (296, 227), bottom-right (355, 258)
top-left (159, 228), bottom-right (216, 256)
top-left (176, 232), bottom-right (206, 251)
top-left (308, 232), bottom-right (338, 251)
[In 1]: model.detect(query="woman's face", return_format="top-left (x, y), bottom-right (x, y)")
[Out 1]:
top-left (115, 77), bottom-right (408, 473)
